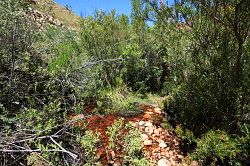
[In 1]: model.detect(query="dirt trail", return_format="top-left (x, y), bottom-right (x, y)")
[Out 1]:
top-left (70, 104), bottom-right (198, 166)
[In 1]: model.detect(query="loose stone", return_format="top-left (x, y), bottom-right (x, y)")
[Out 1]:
top-left (154, 107), bottom-right (162, 114)
top-left (159, 142), bottom-right (167, 148)
top-left (145, 111), bottom-right (154, 115)
top-left (141, 134), bottom-right (149, 141)
top-left (143, 114), bottom-right (152, 119)
top-left (154, 128), bottom-right (162, 135)
top-left (145, 121), bottom-right (153, 127)
top-left (144, 140), bottom-right (153, 146)
top-left (139, 121), bottom-right (145, 126)
top-left (157, 158), bottom-right (168, 166)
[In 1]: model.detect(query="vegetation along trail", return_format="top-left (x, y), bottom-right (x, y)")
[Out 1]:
top-left (0, 0), bottom-right (249, 166)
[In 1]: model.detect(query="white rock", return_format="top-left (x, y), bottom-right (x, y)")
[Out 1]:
top-left (144, 140), bottom-right (152, 146)
top-left (191, 161), bottom-right (200, 166)
top-left (48, 16), bottom-right (54, 23)
top-left (154, 128), bottom-right (162, 135)
top-left (141, 134), bottom-right (149, 141)
top-left (159, 142), bottom-right (167, 148)
top-left (139, 121), bottom-right (145, 126)
top-left (154, 107), bottom-right (162, 114)
top-left (156, 139), bottom-right (164, 143)
top-left (177, 155), bottom-right (184, 159)
top-left (145, 121), bottom-right (153, 127)
top-left (131, 122), bottom-right (138, 127)
top-left (145, 111), bottom-right (154, 115)
top-left (157, 158), bottom-right (168, 166)
top-left (148, 128), bottom-right (154, 135)
top-left (110, 150), bottom-right (115, 159)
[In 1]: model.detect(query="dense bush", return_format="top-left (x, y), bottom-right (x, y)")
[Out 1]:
top-left (136, 0), bottom-right (249, 164)
top-left (0, 0), bottom-right (43, 112)
top-left (79, 10), bottom-right (171, 92)
top-left (0, 1), bottom-right (82, 165)
top-left (153, 0), bottom-right (250, 136)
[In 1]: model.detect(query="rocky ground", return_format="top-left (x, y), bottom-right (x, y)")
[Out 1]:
top-left (136, 115), bottom-right (183, 165)
top-left (71, 104), bottom-right (199, 166)
top-left (28, 8), bottom-right (64, 28)
top-left (133, 106), bottom-right (199, 166)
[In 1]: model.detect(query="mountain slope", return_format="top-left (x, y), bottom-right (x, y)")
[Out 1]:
top-left (31, 0), bottom-right (81, 28)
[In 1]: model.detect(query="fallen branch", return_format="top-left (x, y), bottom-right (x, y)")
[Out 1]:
top-left (0, 149), bottom-right (73, 154)
top-left (0, 113), bottom-right (94, 161)
top-left (7, 135), bottom-right (59, 145)
top-left (50, 136), bottom-right (78, 160)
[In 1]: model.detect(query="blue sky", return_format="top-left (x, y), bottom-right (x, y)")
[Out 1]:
top-left (54, 0), bottom-right (133, 16)
top-left (54, 0), bottom-right (174, 17)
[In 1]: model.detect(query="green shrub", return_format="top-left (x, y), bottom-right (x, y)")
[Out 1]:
top-left (0, 0), bottom-right (43, 112)
top-left (192, 130), bottom-right (240, 165)
top-left (164, 0), bottom-right (250, 137)
top-left (107, 118), bottom-right (124, 149)
top-left (15, 100), bottom-right (62, 134)
top-left (47, 29), bottom-right (82, 74)
top-left (79, 9), bottom-right (170, 92)
top-left (239, 124), bottom-right (250, 154)
top-left (78, 130), bottom-right (101, 164)
top-left (106, 120), bottom-right (149, 165)
top-left (124, 123), bottom-right (143, 156)
top-left (175, 125), bottom-right (196, 153)
top-left (0, 1), bottom-right (83, 165)
top-left (123, 122), bottom-right (149, 165)
top-left (236, 124), bottom-right (250, 165)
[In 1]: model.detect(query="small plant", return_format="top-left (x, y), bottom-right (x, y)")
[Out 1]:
top-left (97, 86), bottom-right (141, 116)
top-left (15, 100), bottom-right (62, 135)
top-left (161, 119), bottom-right (174, 131)
top-left (106, 121), bottom-right (149, 165)
top-left (107, 118), bottom-right (124, 149)
top-left (238, 123), bottom-right (250, 153)
top-left (122, 122), bottom-right (150, 166)
top-left (65, 5), bottom-right (73, 12)
top-left (234, 123), bottom-right (250, 165)
top-left (176, 125), bottom-right (195, 142)
top-left (144, 93), bottom-right (166, 109)
top-left (129, 158), bottom-right (150, 166)
top-left (78, 130), bottom-right (100, 164)
top-left (175, 125), bottom-right (197, 154)
top-left (192, 130), bottom-right (239, 165)
top-left (124, 123), bottom-right (142, 156)
top-left (27, 152), bottom-right (48, 166)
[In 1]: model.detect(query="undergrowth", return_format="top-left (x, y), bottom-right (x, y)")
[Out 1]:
top-left (0, 0), bottom-right (249, 165)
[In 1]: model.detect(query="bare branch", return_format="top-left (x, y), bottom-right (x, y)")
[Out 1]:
top-left (50, 136), bottom-right (78, 160)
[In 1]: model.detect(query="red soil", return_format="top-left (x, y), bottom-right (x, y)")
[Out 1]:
top-left (69, 103), bottom-right (167, 165)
